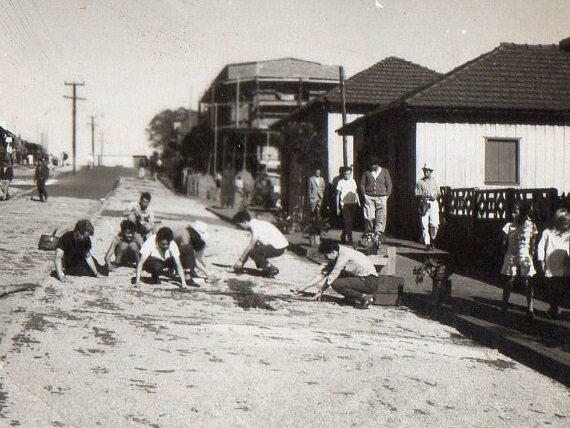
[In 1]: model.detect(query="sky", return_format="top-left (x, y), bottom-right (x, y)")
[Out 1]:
top-left (0, 0), bottom-right (568, 165)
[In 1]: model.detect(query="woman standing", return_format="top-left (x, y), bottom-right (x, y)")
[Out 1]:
top-left (336, 167), bottom-right (361, 245)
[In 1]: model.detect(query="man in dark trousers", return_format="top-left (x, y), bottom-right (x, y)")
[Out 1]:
top-left (359, 156), bottom-right (392, 244)
top-left (0, 159), bottom-right (14, 200)
top-left (34, 158), bottom-right (50, 202)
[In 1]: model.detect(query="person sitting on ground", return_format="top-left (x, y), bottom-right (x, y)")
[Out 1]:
top-left (174, 220), bottom-right (215, 284)
top-left (500, 200), bottom-right (538, 318)
top-left (54, 219), bottom-right (105, 282)
top-left (135, 226), bottom-right (187, 288)
top-left (124, 191), bottom-right (155, 245)
top-left (104, 219), bottom-right (140, 271)
top-left (536, 208), bottom-right (570, 319)
top-left (232, 210), bottom-right (288, 277)
top-left (294, 240), bottom-right (378, 309)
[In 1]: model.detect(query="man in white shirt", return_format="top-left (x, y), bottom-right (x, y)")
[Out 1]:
top-left (295, 240), bottom-right (378, 309)
top-left (124, 191), bottom-right (156, 245)
top-left (415, 164), bottom-right (441, 251)
top-left (232, 211), bottom-right (289, 277)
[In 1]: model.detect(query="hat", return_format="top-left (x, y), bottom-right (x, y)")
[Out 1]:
top-left (422, 163), bottom-right (434, 171)
top-left (190, 220), bottom-right (208, 240)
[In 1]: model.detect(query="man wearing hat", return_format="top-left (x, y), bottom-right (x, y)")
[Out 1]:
top-left (359, 156), bottom-right (392, 244)
top-left (415, 163), bottom-right (441, 251)
top-left (174, 220), bottom-right (213, 284)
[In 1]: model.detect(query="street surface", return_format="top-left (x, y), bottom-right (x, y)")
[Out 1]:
top-left (0, 168), bottom-right (569, 427)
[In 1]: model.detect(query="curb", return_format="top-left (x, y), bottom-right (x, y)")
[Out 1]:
top-left (406, 292), bottom-right (570, 387)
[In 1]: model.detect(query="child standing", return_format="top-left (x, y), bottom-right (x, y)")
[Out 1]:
top-left (536, 209), bottom-right (570, 319)
top-left (501, 200), bottom-right (538, 318)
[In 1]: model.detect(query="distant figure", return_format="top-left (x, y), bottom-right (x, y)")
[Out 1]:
top-left (360, 155), bottom-right (392, 243)
top-left (34, 158), bottom-right (51, 202)
top-left (295, 240), bottom-right (378, 309)
top-left (174, 221), bottom-right (214, 284)
top-left (0, 159), bottom-right (14, 201)
top-left (308, 168), bottom-right (325, 217)
top-left (149, 154), bottom-right (159, 180)
top-left (221, 165), bottom-right (235, 208)
top-left (415, 163), bottom-right (440, 251)
top-left (215, 172), bottom-right (222, 202)
top-left (123, 191), bottom-right (155, 244)
top-left (232, 210), bottom-right (288, 277)
top-left (138, 157), bottom-right (147, 180)
top-left (336, 166), bottom-right (360, 245)
top-left (54, 220), bottom-right (105, 282)
top-left (105, 219), bottom-right (141, 271)
top-left (536, 209), bottom-right (570, 319)
top-left (87, 153), bottom-right (94, 170)
top-left (500, 200), bottom-right (538, 318)
top-left (135, 227), bottom-right (187, 288)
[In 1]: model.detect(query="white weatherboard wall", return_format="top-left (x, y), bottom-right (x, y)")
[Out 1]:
top-left (327, 113), bottom-right (362, 181)
top-left (416, 122), bottom-right (570, 193)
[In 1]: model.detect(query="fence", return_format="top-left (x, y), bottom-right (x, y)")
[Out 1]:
top-left (437, 186), bottom-right (567, 265)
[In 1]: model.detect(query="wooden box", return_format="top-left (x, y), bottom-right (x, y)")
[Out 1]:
top-left (372, 275), bottom-right (404, 306)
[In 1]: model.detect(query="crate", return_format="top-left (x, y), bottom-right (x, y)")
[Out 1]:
top-left (372, 275), bottom-right (404, 306)
top-left (367, 246), bottom-right (396, 276)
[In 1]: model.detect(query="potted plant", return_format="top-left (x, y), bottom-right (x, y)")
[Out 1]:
top-left (300, 211), bottom-right (330, 247)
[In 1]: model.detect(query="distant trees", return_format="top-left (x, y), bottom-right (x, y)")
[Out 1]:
top-left (146, 107), bottom-right (191, 151)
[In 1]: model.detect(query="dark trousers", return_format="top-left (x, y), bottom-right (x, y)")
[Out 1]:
top-left (247, 244), bottom-right (286, 269)
top-left (546, 277), bottom-right (568, 312)
top-left (143, 257), bottom-right (175, 278)
top-left (341, 203), bottom-right (358, 242)
top-left (65, 257), bottom-right (105, 277)
top-left (179, 245), bottom-right (197, 273)
top-left (331, 274), bottom-right (378, 299)
top-left (37, 181), bottom-right (48, 201)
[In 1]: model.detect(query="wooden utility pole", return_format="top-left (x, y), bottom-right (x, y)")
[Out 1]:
top-left (88, 115), bottom-right (96, 167)
top-left (339, 67), bottom-right (348, 167)
top-left (100, 132), bottom-right (105, 166)
top-left (64, 82), bottom-right (85, 174)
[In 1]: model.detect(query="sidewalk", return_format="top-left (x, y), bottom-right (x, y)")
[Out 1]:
top-left (207, 204), bottom-right (570, 386)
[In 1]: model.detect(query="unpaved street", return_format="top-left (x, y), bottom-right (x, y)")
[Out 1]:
top-left (1, 172), bottom-right (569, 427)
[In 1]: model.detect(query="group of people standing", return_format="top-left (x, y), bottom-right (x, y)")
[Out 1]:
top-left (308, 158), bottom-right (440, 251)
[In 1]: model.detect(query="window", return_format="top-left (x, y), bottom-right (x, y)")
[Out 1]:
top-left (485, 138), bottom-right (519, 184)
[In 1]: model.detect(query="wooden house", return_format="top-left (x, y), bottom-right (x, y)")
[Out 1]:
top-left (339, 40), bottom-right (570, 239)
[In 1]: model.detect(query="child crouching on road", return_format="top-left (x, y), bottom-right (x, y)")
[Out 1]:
top-left (174, 221), bottom-right (215, 284)
top-left (232, 210), bottom-right (288, 277)
top-left (536, 209), bottom-right (570, 319)
top-left (54, 219), bottom-right (106, 282)
top-left (135, 227), bottom-right (187, 288)
top-left (294, 240), bottom-right (379, 309)
top-left (105, 219), bottom-right (140, 271)
top-left (500, 200), bottom-right (538, 318)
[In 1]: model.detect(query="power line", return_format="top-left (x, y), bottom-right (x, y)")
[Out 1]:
top-left (64, 82), bottom-right (86, 174)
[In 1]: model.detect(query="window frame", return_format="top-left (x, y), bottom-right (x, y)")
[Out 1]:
top-left (484, 137), bottom-right (520, 186)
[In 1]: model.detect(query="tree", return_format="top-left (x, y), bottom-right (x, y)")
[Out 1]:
top-left (145, 107), bottom-right (191, 151)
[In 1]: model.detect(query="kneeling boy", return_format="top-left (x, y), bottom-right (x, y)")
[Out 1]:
top-left (105, 219), bottom-right (140, 271)
top-left (296, 241), bottom-right (378, 309)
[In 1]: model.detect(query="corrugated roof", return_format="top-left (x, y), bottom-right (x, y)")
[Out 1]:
top-left (223, 58), bottom-right (340, 81)
top-left (323, 57), bottom-right (442, 107)
top-left (406, 43), bottom-right (570, 111)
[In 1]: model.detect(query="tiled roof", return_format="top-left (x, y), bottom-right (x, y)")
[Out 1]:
top-left (406, 43), bottom-right (570, 111)
top-left (223, 58), bottom-right (340, 81)
top-left (323, 57), bottom-right (442, 107)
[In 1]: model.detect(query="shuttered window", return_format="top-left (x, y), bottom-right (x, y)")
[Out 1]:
top-left (485, 138), bottom-right (519, 184)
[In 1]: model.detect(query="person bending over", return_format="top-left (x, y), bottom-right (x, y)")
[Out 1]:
top-left (105, 219), bottom-right (140, 271)
top-left (135, 227), bottom-right (187, 288)
top-left (232, 210), bottom-right (288, 277)
top-left (54, 219), bottom-right (103, 282)
top-left (295, 240), bottom-right (378, 309)
top-left (174, 220), bottom-right (214, 284)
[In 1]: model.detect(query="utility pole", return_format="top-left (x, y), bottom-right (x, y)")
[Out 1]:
top-left (88, 115), bottom-right (96, 168)
top-left (64, 82), bottom-right (85, 174)
top-left (339, 67), bottom-right (348, 167)
top-left (100, 132), bottom-right (105, 166)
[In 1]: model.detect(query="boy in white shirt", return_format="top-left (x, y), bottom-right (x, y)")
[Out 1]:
top-left (135, 227), bottom-right (187, 288)
top-left (232, 211), bottom-right (288, 277)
